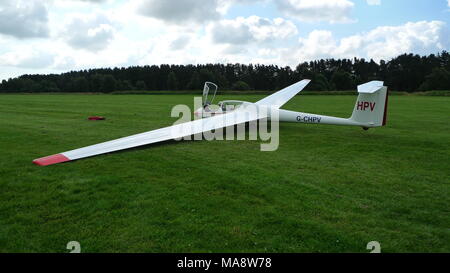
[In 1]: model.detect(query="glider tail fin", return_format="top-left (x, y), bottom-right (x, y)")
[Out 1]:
top-left (350, 81), bottom-right (389, 128)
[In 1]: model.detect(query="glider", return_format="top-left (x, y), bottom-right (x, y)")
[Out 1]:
top-left (33, 80), bottom-right (388, 166)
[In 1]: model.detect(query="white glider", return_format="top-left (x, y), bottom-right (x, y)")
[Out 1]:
top-left (33, 80), bottom-right (388, 166)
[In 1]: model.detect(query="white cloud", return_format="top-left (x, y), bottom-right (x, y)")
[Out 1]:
top-left (363, 21), bottom-right (449, 61)
top-left (62, 13), bottom-right (117, 52)
top-left (208, 16), bottom-right (298, 45)
top-left (0, 0), bottom-right (50, 39)
top-left (50, 0), bottom-right (108, 9)
top-left (291, 21), bottom-right (449, 63)
top-left (276, 0), bottom-right (355, 23)
top-left (297, 30), bottom-right (336, 59)
top-left (135, 0), bottom-right (270, 24)
top-left (0, 47), bottom-right (55, 68)
top-left (216, 0), bottom-right (267, 14)
top-left (366, 0), bottom-right (381, 5)
top-left (74, 0), bottom-right (106, 2)
top-left (0, 0), bottom-right (448, 82)
top-left (137, 0), bottom-right (222, 24)
top-left (53, 55), bottom-right (77, 70)
top-left (170, 35), bottom-right (191, 50)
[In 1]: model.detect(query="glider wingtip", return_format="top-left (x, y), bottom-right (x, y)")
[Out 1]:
top-left (300, 79), bottom-right (311, 85)
top-left (33, 154), bottom-right (70, 166)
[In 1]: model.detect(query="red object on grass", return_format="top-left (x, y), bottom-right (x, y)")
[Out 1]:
top-left (33, 154), bottom-right (70, 166)
top-left (88, 116), bottom-right (105, 120)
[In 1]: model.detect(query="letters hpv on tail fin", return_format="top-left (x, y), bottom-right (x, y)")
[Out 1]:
top-left (350, 81), bottom-right (389, 128)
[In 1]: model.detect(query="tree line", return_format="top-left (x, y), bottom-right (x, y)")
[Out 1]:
top-left (1, 51), bottom-right (449, 93)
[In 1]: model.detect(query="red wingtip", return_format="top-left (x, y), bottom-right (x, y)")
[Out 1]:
top-left (33, 154), bottom-right (70, 166)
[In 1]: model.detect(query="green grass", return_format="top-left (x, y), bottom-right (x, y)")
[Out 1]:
top-left (0, 94), bottom-right (449, 253)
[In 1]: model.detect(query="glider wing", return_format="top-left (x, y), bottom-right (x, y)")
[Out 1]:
top-left (33, 103), bottom-right (265, 166)
top-left (255, 79), bottom-right (310, 108)
top-left (33, 79), bottom-right (310, 166)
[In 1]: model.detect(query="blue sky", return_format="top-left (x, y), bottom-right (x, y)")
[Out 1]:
top-left (0, 0), bottom-right (449, 81)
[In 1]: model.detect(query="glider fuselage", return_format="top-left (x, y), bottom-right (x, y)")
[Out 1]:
top-left (195, 102), bottom-right (369, 127)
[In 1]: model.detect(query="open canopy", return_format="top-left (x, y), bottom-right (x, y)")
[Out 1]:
top-left (202, 82), bottom-right (218, 107)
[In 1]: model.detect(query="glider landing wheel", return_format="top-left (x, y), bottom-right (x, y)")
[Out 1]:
top-left (362, 127), bottom-right (369, 131)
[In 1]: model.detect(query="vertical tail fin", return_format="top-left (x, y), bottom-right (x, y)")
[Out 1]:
top-left (350, 81), bottom-right (389, 127)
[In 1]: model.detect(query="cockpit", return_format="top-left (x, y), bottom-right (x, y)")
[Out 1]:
top-left (218, 100), bottom-right (244, 112)
top-left (195, 82), bottom-right (248, 118)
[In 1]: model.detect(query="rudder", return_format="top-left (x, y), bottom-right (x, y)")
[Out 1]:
top-left (350, 81), bottom-right (388, 127)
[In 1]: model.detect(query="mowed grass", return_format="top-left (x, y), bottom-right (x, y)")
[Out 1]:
top-left (0, 93), bottom-right (449, 253)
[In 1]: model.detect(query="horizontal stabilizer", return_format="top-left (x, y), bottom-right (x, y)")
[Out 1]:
top-left (357, 81), bottom-right (384, 93)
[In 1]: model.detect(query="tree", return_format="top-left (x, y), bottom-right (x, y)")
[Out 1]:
top-left (117, 80), bottom-right (134, 91)
top-left (418, 68), bottom-right (450, 91)
top-left (307, 73), bottom-right (331, 91)
top-left (1, 50), bottom-right (449, 93)
top-left (102, 75), bottom-right (117, 93)
top-left (135, 80), bottom-right (147, 90)
top-left (199, 69), bottom-right (215, 84)
top-left (18, 78), bottom-right (37, 92)
top-left (69, 77), bottom-right (89, 92)
top-left (331, 70), bottom-right (354, 90)
top-left (40, 80), bottom-right (60, 92)
top-left (167, 71), bottom-right (178, 90)
top-left (232, 81), bottom-right (250, 91)
top-left (91, 74), bottom-right (105, 92)
top-left (213, 71), bottom-right (229, 89)
top-left (0, 80), bottom-right (6, 91)
top-left (187, 71), bottom-right (201, 90)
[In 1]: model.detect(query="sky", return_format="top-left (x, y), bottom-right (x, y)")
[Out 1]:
top-left (0, 0), bottom-right (449, 81)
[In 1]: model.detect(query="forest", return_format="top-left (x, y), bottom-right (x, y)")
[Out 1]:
top-left (1, 51), bottom-right (449, 93)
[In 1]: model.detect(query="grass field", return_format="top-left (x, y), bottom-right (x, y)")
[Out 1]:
top-left (0, 93), bottom-right (449, 253)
